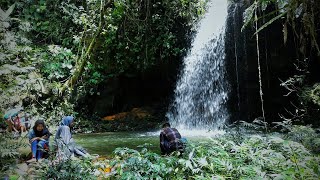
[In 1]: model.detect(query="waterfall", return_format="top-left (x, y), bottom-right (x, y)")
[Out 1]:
top-left (233, 4), bottom-right (241, 117)
top-left (167, 0), bottom-right (229, 133)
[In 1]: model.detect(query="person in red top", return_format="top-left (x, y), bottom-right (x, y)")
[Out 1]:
top-left (3, 108), bottom-right (26, 134)
top-left (12, 112), bottom-right (27, 133)
top-left (160, 122), bottom-right (184, 155)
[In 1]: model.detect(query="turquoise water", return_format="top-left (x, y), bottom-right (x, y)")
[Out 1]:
top-left (74, 132), bottom-right (160, 156)
top-left (73, 131), bottom-right (218, 156)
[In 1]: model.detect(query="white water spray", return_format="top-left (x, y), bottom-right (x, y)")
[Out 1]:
top-left (167, 0), bottom-right (229, 135)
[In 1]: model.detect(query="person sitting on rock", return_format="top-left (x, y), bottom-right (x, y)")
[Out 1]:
top-left (3, 112), bottom-right (17, 133)
top-left (54, 116), bottom-right (89, 161)
top-left (12, 113), bottom-right (26, 134)
top-left (3, 108), bottom-right (26, 135)
top-left (160, 122), bottom-right (184, 155)
top-left (27, 120), bottom-right (50, 163)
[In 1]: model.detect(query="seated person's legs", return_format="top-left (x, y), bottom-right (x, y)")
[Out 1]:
top-left (37, 140), bottom-right (48, 160)
top-left (74, 148), bottom-right (86, 157)
top-left (20, 125), bottom-right (26, 133)
top-left (161, 139), bottom-right (171, 155)
top-left (31, 140), bottom-right (38, 159)
top-left (12, 117), bottom-right (21, 133)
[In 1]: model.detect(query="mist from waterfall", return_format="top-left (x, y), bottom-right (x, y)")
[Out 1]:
top-left (166, 0), bottom-right (229, 134)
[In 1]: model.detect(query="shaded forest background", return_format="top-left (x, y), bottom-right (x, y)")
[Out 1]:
top-left (0, 0), bottom-right (208, 131)
top-left (1, 0), bottom-right (320, 132)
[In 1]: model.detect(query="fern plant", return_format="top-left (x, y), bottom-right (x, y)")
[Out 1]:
top-left (0, 133), bottom-right (28, 172)
top-left (106, 131), bottom-right (320, 179)
top-left (286, 125), bottom-right (320, 153)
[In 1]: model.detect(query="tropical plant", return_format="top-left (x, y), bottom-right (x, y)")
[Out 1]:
top-left (242, 0), bottom-right (320, 124)
top-left (242, 0), bottom-right (320, 55)
top-left (39, 158), bottom-right (96, 179)
top-left (33, 123), bottom-right (320, 179)
top-left (301, 83), bottom-right (320, 107)
top-left (286, 125), bottom-right (320, 153)
top-left (0, 133), bottom-right (28, 173)
top-left (60, 0), bottom-right (208, 93)
top-left (108, 132), bottom-right (320, 179)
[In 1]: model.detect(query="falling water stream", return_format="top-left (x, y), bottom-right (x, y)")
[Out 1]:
top-left (166, 0), bottom-right (229, 134)
top-left (75, 0), bottom-right (231, 155)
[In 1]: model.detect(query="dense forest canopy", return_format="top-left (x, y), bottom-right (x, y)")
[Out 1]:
top-left (0, 0), bottom-right (208, 126)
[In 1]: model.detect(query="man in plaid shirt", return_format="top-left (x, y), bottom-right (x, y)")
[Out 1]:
top-left (160, 122), bottom-right (183, 155)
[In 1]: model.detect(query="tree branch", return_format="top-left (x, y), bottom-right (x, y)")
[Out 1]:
top-left (60, 0), bottom-right (113, 96)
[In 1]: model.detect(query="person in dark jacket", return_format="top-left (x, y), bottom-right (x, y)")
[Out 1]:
top-left (27, 120), bottom-right (50, 163)
top-left (160, 122), bottom-right (184, 155)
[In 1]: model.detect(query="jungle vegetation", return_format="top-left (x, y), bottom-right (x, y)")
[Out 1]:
top-left (1, 0), bottom-right (320, 179)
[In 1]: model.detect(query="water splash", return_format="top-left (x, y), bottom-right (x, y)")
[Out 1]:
top-left (167, 0), bottom-right (229, 131)
top-left (145, 130), bottom-right (225, 137)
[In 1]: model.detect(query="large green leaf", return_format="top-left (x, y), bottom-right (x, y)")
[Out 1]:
top-left (0, 3), bottom-right (15, 21)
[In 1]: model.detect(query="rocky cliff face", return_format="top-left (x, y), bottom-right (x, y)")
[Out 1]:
top-left (225, 1), bottom-right (320, 123)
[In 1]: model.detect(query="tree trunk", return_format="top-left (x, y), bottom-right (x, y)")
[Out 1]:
top-left (60, 0), bottom-right (113, 95)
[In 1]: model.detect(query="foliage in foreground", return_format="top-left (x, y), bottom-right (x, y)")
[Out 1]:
top-left (110, 135), bottom-right (320, 179)
top-left (0, 133), bottom-right (28, 174)
top-left (40, 158), bottom-right (96, 180)
top-left (39, 126), bottom-right (320, 180)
